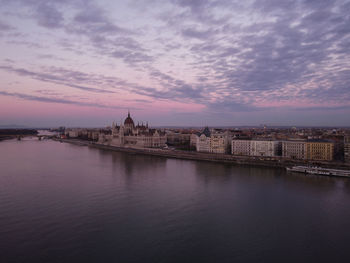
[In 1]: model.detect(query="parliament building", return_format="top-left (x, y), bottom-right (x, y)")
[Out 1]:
top-left (98, 112), bottom-right (167, 148)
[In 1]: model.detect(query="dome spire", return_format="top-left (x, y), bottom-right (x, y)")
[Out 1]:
top-left (124, 111), bottom-right (135, 127)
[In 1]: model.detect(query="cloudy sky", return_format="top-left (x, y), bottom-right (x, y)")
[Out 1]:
top-left (0, 0), bottom-right (349, 127)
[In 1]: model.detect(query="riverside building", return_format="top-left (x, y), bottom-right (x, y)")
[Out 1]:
top-left (210, 131), bottom-right (231, 154)
top-left (345, 136), bottom-right (350, 163)
top-left (231, 140), bottom-right (251, 156)
top-left (306, 141), bottom-right (334, 161)
top-left (166, 131), bottom-right (191, 145)
top-left (282, 140), bottom-right (307, 159)
top-left (196, 127), bottom-right (211, 153)
top-left (190, 133), bottom-right (200, 148)
top-left (195, 127), bottom-right (231, 154)
top-left (98, 112), bottom-right (167, 148)
top-left (282, 140), bottom-right (334, 161)
top-left (231, 139), bottom-right (279, 157)
top-left (251, 140), bottom-right (279, 157)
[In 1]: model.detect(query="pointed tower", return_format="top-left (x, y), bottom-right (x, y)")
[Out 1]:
top-left (124, 111), bottom-right (135, 134)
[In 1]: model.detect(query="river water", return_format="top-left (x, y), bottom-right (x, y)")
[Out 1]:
top-left (1, 138), bottom-right (350, 262)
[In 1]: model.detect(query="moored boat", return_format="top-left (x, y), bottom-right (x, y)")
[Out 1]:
top-left (286, 166), bottom-right (350, 178)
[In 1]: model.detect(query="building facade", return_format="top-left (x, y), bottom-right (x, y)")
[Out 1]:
top-left (196, 127), bottom-right (211, 153)
top-left (282, 140), bottom-right (307, 159)
top-left (345, 136), bottom-right (350, 163)
top-left (305, 141), bottom-right (334, 161)
top-left (166, 132), bottom-right (191, 145)
top-left (68, 129), bottom-right (79, 138)
top-left (98, 112), bottom-right (167, 148)
top-left (250, 140), bottom-right (279, 157)
top-left (210, 132), bottom-right (231, 154)
top-left (195, 128), bottom-right (231, 154)
top-left (190, 133), bottom-right (199, 148)
top-left (232, 139), bottom-right (279, 157)
top-left (232, 140), bottom-right (251, 156)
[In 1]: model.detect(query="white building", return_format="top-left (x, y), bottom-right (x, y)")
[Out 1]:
top-left (190, 133), bottom-right (199, 148)
top-left (195, 128), bottom-right (231, 154)
top-left (196, 127), bottom-right (211, 152)
top-left (210, 131), bottom-right (231, 154)
top-left (232, 140), bottom-right (251, 156)
top-left (67, 129), bottom-right (80, 138)
top-left (282, 140), bottom-right (307, 159)
top-left (251, 140), bottom-right (279, 157)
top-left (345, 136), bottom-right (350, 163)
top-left (98, 112), bottom-right (167, 148)
top-left (232, 139), bottom-right (279, 157)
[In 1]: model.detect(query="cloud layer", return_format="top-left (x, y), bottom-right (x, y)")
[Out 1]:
top-left (0, 0), bottom-right (349, 126)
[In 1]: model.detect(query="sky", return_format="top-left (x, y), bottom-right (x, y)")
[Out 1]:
top-left (0, 0), bottom-right (349, 127)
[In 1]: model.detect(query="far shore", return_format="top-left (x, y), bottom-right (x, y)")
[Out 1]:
top-left (55, 138), bottom-right (350, 171)
top-left (0, 129), bottom-right (38, 141)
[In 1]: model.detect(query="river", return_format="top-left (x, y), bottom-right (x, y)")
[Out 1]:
top-left (1, 138), bottom-right (350, 262)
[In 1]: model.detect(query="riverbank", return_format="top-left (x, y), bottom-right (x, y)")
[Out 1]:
top-left (0, 136), bottom-right (13, 141)
top-left (0, 129), bottom-right (38, 141)
top-left (0, 135), bottom-right (34, 141)
top-left (55, 138), bottom-right (350, 170)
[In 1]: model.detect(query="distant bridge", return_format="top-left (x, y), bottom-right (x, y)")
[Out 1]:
top-left (36, 135), bottom-right (55, 140)
top-left (16, 135), bottom-right (55, 140)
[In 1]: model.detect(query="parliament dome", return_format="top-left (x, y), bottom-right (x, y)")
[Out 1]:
top-left (124, 112), bottom-right (135, 126)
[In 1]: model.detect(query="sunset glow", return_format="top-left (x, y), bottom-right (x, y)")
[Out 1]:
top-left (1, 0), bottom-right (349, 126)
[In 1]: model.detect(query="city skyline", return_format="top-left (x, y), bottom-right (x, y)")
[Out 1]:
top-left (1, 0), bottom-right (350, 127)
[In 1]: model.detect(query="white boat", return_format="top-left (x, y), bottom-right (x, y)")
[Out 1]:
top-left (286, 166), bottom-right (350, 178)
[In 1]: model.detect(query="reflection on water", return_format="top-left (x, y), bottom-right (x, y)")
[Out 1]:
top-left (97, 148), bottom-right (167, 179)
top-left (1, 139), bottom-right (350, 263)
